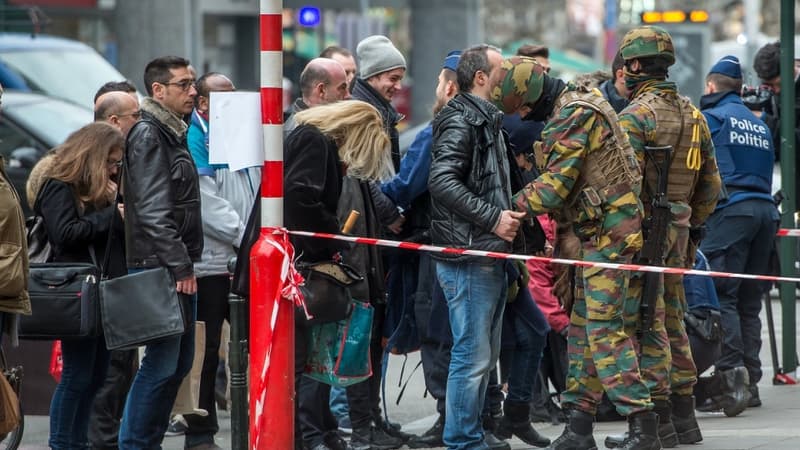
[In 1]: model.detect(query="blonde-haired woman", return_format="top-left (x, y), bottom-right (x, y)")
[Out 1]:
top-left (27, 121), bottom-right (127, 450)
top-left (285, 99), bottom-right (392, 450)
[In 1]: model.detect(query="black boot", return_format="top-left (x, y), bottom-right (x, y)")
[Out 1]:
top-left (714, 367), bottom-right (750, 417)
top-left (748, 384), bottom-right (761, 407)
top-left (604, 400), bottom-right (675, 449)
top-left (495, 401), bottom-right (551, 447)
top-left (652, 399), bottom-right (678, 447)
top-left (670, 394), bottom-right (702, 444)
top-left (545, 409), bottom-right (597, 450)
top-left (406, 414), bottom-right (444, 449)
top-left (619, 411), bottom-right (661, 450)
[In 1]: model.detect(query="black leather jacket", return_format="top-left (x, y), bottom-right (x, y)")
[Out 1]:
top-left (123, 102), bottom-right (203, 280)
top-left (428, 93), bottom-right (513, 259)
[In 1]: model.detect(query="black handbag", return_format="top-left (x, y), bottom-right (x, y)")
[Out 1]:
top-left (300, 261), bottom-right (363, 324)
top-left (20, 260), bottom-right (101, 339)
top-left (97, 192), bottom-right (187, 350)
top-left (99, 267), bottom-right (187, 350)
top-left (20, 182), bottom-right (102, 339)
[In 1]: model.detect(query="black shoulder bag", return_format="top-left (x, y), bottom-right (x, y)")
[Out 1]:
top-left (98, 193), bottom-right (188, 350)
top-left (20, 191), bottom-right (102, 339)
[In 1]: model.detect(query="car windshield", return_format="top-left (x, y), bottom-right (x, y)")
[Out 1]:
top-left (0, 49), bottom-right (123, 108)
top-left (4, 97), bottom-right (92, 146)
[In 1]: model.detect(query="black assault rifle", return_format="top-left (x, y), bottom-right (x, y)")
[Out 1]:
top-left (638, 145), bottom-right (673, 340)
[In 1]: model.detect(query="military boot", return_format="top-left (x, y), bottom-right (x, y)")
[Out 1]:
top-left (669, 394), bottom-right (702, 444)
top-left (545, 409), bottom-right (597, 450)
top-left (494, 401), bottom-right (551, 447)
top-left (716, 367), bottom-right (750, 417)
top-left (618, 411), bottom-right (661, 450)
top-left (605, 400), bottom-right (676, 448)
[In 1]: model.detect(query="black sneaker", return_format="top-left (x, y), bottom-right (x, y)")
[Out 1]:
top-left (407, 415), bottom-right (445, 448)
top-left (350, 426), bottom-right (403, 450)
top-left (375, 417), bottom-right (412, 443)
top-left (166, 415), bottom-right (188, 436)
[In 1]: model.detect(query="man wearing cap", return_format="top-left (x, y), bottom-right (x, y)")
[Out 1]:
top-left (615, 26), bottom-right (720, 448)
top-left (346, 34), bottom-right (409, 450)
top-left (492, 56), bottom-right (659, 450)
top-left (697, 55), bottom-right (778, 415)
top-left (353, 34), bottom-right (407, 172)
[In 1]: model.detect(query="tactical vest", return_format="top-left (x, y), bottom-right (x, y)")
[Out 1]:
top-left (635, 90), bottom-right (702, 203)
top-left (704, 99), bottom-right (773, 194)
top-left (551, 86), bottom-right (642, 222)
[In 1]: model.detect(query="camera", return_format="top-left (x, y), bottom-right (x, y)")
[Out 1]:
top-left (741, 84), bottom-right (775, 111)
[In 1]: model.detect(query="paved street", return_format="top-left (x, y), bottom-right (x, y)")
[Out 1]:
top-left (11, 297), bottom-right (800, 449)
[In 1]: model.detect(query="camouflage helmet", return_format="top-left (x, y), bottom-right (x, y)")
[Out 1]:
top-left (619, 25), bottom-right (675, 66)
top-left (491, 56), bottom-right (546, 114)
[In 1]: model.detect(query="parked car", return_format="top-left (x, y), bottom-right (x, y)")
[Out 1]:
top-left (0, 91), bottom-right (93, 215)
top-left (0, 32), bottom-right (133, 109)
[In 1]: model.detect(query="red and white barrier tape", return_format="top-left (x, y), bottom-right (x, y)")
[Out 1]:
top-left (289, 231), bottom-right (800, 283)
top-left (777, 228), bottom-right (800, 237)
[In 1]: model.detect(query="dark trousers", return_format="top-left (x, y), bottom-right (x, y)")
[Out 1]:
top-left (416, 253), bottom-right (451, 417)
top-left (185, 275), bottom-right (231, 446)
top-left (701, 199), bottom-right (779, 384)
top-left (295, 312), bottom-right (337, 449)
top-left (346, 303), bottom-right (386, 430)
top-left (88, 349), bottom-right (138, 449)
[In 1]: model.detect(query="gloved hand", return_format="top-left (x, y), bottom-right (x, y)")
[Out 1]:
top-left (507, 260), bottom-right (530, 303)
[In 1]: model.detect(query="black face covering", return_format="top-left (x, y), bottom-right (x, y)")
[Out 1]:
top-left (522, 75), bottom-right (567, 122)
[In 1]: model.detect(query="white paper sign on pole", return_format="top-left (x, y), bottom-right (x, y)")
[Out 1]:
top-left (208, 91), bottom-right (264, 171)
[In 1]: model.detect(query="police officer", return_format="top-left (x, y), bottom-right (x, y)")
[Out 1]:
top-left (492, 56), bottom-right (662, 450)
top-left (698, 55), bottom-right (778, 416)
top-left (613, 26), bottom-right (722, 449)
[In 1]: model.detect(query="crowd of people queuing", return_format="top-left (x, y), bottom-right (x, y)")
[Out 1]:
top-left (0, 21), bottom-right (790, 450)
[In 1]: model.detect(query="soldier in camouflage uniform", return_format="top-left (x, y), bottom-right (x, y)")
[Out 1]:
top-left (608, 26), bottom-right (721, 449)
top-left (492, 56), bottom-right (663, 450)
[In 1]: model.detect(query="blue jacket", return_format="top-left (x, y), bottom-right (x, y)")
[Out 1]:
top-left (701, 91), bottom-right (774, 209)
top-left (381, 124), bottom-right (432, 210)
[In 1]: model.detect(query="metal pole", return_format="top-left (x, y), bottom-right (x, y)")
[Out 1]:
top-left (251, 1), bottom-right (293, 449)
top-left (778, 0), bottom-right (797, 375)
top-left (743, 0), bottom-right (761, 75)
top-left (228, 259), bottom-right (248, 450)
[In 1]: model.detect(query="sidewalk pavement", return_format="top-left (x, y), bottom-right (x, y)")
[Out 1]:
top-left (399, 380), bottom-right (800, 449)
top-left (13, 377), bottom-right (800, 449)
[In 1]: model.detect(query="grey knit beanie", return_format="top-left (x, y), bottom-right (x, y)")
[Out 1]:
top-left (356, 35), bottom-right (407, 80)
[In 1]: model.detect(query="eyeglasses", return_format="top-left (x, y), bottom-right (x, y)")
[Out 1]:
top-left (114, 110), bottom-right (141, 120)
top-left (162, 79), bottom-right (196, 92)
top-left (107, 159), bottom-right (123, 169)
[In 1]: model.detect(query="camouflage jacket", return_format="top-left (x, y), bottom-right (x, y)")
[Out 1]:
top-left (512, 84), bottom-right (643, 262)
top-left (619, 80), bottom-right (721, 228)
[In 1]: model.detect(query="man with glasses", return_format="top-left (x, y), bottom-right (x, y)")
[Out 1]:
top-left (95, 90), bottom-right (141, 137)
top-left (119, 56), bottom-right (203, 449)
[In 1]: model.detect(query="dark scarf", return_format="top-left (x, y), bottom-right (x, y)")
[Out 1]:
top-left (523, 75), bottom-right (567, 122)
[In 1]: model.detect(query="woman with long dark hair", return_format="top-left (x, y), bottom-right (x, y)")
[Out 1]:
top-left (27, 121), bottom-right (127, 450)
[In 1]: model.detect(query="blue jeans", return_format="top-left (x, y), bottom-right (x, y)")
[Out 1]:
top-left (49, 336), bottom-right (110, 450)
top-left (119, 292), bottom-right (196, 450)
top-left (436, 259), bottom-right (507, 450)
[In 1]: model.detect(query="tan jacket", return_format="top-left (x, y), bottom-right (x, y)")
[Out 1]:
top-left (0, 157), bottom-right (32, 315)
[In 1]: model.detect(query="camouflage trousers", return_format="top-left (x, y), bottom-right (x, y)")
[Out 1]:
top-left (561, 249), bottom-right (652, 417)
top-left (625, 222), bottom-right (697, 399)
